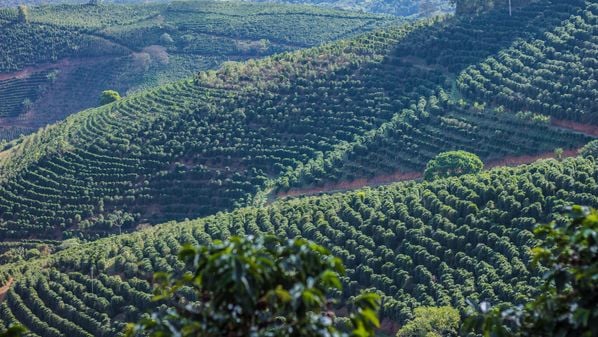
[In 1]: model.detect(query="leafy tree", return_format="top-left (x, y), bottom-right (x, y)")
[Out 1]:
top-left (554, 148), bottom-right (563, 160)
top-left (98, 90), bottom-right (121, 106)
top-left (126, 235), bottom-right (381, 337)
top-left (580, 140), bottom-right (598, 158)
top-left (21, 98), bottom-right (33, 112)
top-left (424, 151), bottom-right (483, 180)
top-left (17, 5), bottom-right (29, 24)
top-left (463, 206), bottom-right (598, 337)
top-left (159, 33), bottom-right (174, 45)
top-left (396, 306), bottom-right (460, 337)
top-left (0, 325), bottom-right (26, 337)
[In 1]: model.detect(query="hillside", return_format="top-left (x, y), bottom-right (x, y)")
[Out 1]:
top-left (0, 0), bottom-right (392, 140)
top-left (0, 156), bottom-right (596, 336)
top-left (0, 0), bottom-right (453, 17)
top-left (274, 0), bottom-right (598, 191)
top-left (240, 0), bottom-right (453, 17)
top-left (0, 0), bottom-right (595, 241)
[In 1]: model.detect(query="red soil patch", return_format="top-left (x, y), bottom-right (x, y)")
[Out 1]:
top-left (485, 148), bottom-right (579, 168)
top-left (0, 277), bottom-right (14, 303)
top-left (379, 318), bottom-right (401, 335)
top-left (276, 171), bottom-right (422, 199)
top-left (552, 119), bottom-right (598, 137)
top-left (0, 57), bottom-right (107, 81)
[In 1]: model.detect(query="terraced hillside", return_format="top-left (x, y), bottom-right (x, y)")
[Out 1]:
top-left (0, 0), bottom-right (169, 7)
top-left (457, 3), bottom-right (598, 123)
top-left (276, 96), bottom-right (590, 191)
top-left (275, 0), bottom-right (598, 191)
top-left (0, 0), bottom-right (595, 241)
top-left (0, 0), bottom-right (453, 17)
top-left (0, 157), bottom-right (597, 336)
top-left (242, 0), bottom-right (453, 17)
top-left (0, 1), bottom-right (392, 140)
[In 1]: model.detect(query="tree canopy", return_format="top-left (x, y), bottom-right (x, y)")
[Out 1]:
top-left (424, 151), bottom-right (483, 180)
top-left (126, 235), bottom-right (381, 337)
top-left (395, 306), bottom-right (460, 337)
top-left (98, 90), bottom-right (121, 106)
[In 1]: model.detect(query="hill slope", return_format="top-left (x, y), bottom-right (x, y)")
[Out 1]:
top-left (0, 156), bottom-right (597, 336)
top-left (0, 0), bottom-right (392, 140)
top-left (239, 0), bottom-right (453, 17)
top-left (0, 0), bottom-right (595, 241)
top-left (0, 0), bottom-right (453, 17)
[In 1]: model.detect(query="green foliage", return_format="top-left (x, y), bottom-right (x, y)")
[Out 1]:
top-left (424, 151), bottom-right (483, 180)
top-left (0, 157), bottom-right (596, 336)
top-left (580, 140), bottom-right (598, 158)
top-left (449, 0), bottom-right (495, 15)
top-left (457, 0), bottom-right (598, 123)
top-left (463, 206), bottom-right (598, 337)
top-left (98, 90), bottom-right (121, 106)
top-left (126, 235), bottom-right (380, 337)
top-left (0, 70), bottom-right (53, 117)
top-left (554, 148), bottom-right (564, 160)
top-left (0, 1), bottom-right (391, 142)
top-left (0, 325), bottom-right (26, 337)
top-left (243, 0), bottom-right (452, 17)
top-left (395, 306), bottom-right (460, 337)
top-left (16, 5), bottom-right (29, 24)
top-left (1, 0), bottom-right (592, 239)
top-left (280, 96), bottom-right (586, 190)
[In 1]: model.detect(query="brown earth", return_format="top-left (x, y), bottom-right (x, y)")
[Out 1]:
top-left (552, 119), bottom-right (598, 137)
top-left (0, 57), bottom-right (109, 81)
top-left (0, 277), bottom-right (14, 303)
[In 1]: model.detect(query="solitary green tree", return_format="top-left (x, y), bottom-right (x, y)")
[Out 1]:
top-left (424, 151), bottom-right (483, 180)
top-left (554, 148), bottom-right (564, 161)
top-left (126, 235), bottom-right (381, 337)
top-left (99, 90), bottom-right (121, 106)
top-left (396, 306), bottom-right (460, 337)
top-left (463, 206), bottom-right (598, 337)
top-left (17, 5), bottom-right (29, 23)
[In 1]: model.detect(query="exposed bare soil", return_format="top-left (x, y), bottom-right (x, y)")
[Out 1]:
top-left (552, 119), bottom-right (598, 137)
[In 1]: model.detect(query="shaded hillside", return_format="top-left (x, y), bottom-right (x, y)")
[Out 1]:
top-left (275, 96), bottom-right (589, 191)
top-left (274, 0), bottom-right (597, 191)
top-left (0, 0), bottom-right (595, 241)
top-left (0, 0), bottom-right (453, 17)
top-left (0, 157), bottom-right (597, 335)
top-left (0, 1), bottom-right (392, 140)
top-left (239, 0), bottom-right (453, 17)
